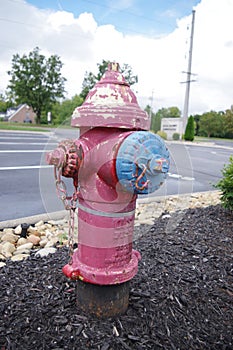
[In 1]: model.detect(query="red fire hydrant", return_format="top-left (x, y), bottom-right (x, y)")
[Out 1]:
top-left (47, 63), bottom-right (170, 317)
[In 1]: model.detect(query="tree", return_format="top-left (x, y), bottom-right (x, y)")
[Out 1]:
top-left (223, 106), bottom-right (233, 138)
top-left (184, 115), bottom-right (195, 141)
top-left (0, 94), bottom-right (10, 113)
top-left (149, 106), bottom-right (181, 134)
top-left (80, 59), bottom-right (138, 100)
top-left (166, 106), bottom-right (181, 118)
top-left (199, 111), bottom-right (224, 138)
top-left (192, 113), bottom-right (201, 135)
top-left (154, 107), bottom-right (181, 119)
top-left (7, 47), bottom-right (66, 124)
top-left (146, 105), bottom-right (161, 133)
top-left (52, 94), bottom-right (83, 125)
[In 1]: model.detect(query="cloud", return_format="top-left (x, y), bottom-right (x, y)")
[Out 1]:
top-left (0, 0), bottom-right (233, 115)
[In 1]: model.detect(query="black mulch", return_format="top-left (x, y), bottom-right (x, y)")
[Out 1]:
top-left (0, 204), bottom-right (232, 350)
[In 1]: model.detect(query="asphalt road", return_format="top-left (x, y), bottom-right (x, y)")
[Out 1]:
top-left (0, 129), bottom-right (232, 222)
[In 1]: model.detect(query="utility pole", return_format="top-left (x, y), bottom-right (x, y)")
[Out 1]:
top-left (182, 9), bottom-right (196, 135)
top-left (149, 90), bottom-right (154, 119)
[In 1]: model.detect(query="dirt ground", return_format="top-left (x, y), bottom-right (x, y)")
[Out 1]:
top-left (0, 204), bottom-right (232, 350)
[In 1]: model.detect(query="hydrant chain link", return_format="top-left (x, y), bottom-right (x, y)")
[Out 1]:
top-left (54, 166), bottom-right (79, 258)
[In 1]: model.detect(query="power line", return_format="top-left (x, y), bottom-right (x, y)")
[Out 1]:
top-left (2, 0), bottom-right (181, 39)
top-left (73, 0), bottom-right (174, 27)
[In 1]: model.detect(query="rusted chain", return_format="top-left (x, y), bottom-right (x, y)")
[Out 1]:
top-left (54, 166), bottom-right (79, 263)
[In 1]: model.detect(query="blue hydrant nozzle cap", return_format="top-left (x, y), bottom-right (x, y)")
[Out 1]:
top-left (116, 131), bottom-right (170, 194)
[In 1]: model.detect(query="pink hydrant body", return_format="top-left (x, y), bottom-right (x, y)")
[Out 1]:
top-left (47, 63), bottom-right (169, 316)
top-left (62, 127), bottom-right (140, 285)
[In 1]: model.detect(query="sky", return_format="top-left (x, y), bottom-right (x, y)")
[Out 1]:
top-left (0, 0), bottom-right (233, 116)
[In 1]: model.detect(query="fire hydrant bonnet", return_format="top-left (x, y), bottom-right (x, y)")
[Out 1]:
top-left (71, 63), bottom-right (150, 130)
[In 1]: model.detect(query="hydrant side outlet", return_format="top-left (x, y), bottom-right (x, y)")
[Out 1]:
top-left (116, 131), bottom-right (170, 194)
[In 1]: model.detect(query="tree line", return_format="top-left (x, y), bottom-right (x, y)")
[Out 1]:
top-left (0, 47), bottom-right (233, 139)
top-left (148, 106), bottom-right (233, 140)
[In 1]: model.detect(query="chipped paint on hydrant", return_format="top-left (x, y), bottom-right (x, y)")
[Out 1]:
top-left (46, 62), bottom-right (170, 317)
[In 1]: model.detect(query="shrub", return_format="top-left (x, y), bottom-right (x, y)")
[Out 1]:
top-left (157, 130), bottom-right (167, 140)
top-left (215, 155), bottom-right (233, 210)
top-left (184, 116), bottom-right (195, 141)
top-left (172, 132), bottom-right (180, 140)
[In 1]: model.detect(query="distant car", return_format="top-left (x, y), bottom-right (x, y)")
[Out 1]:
top-left (24, 118), bottom-right (32, 123)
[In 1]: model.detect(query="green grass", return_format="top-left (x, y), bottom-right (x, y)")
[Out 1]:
top-left (0, 122), bottom-right (52, 132)
top-left (194, 136), bottom-right (233, 142)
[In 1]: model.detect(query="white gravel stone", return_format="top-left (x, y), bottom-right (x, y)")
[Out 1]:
top-left (35, 220), bottom-right (44, 227)
top-left (35, 247), bottom-right (57, 257)
top-left (17, 242), bottom-right (33, 250)
top-left (14, 247), bottom-right (31, 255)
top-left (36, 225), bottom-right (47, 232)
top-left (11, 253), bottom-right (30, 261)
top-left (45, 240), bottom-right (56, 248)
top-left (0, 262), bottom-right (6, 268)
top-left (14, 225), bottom-right (22, 235)
top-left (1, 232), bottom-right (18, 244)
top-left (139, 218), bottom-right (155, 225)
top-left (3, 228), bottom-right (14, 234)
top-left (44, 223), bottom-right (53, 229)
top-left (1, 242), bottom-right (16, 257)
top-left (17, 237), bottom-right (28, 246)
top-left (28, 225), bottom-right (38, 234)
top-left (39, 238), bottom-right (49, 247)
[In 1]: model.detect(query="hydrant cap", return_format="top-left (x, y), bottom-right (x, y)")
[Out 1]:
top-left (71, 62), bottom-right (150, 130)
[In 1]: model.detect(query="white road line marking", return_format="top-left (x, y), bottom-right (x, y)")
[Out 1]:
top-left (0, 142), bottom-right (57, 145)
top-left (182, 176), bottom-right (195, 181)
top-left (168, 173), bottom-right (195, 181)
top-left (0, 150), bottom-right (52, 153)
top-left (0, 136), bottom-right (50, 140)
top-left (0, 165), bottom-right (52, 170)
top-left (168, 173), bottom-right (182, 179)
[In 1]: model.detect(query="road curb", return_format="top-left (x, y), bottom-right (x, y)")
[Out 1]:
top-left (0, 210), bottom-right (68, 230)
top-left (166, 140), bottom-right (233, 150)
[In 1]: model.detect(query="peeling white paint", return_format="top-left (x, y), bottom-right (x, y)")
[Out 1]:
top-left (86, 86), bottom-right (129, 106)
top-left (116, 75), bottom-right (124, 83)
top-left (72, 109), bottom-right (80, 119)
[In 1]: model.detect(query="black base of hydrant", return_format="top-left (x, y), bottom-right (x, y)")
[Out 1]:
top-left (76, 280), bottom-right (130, 318)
